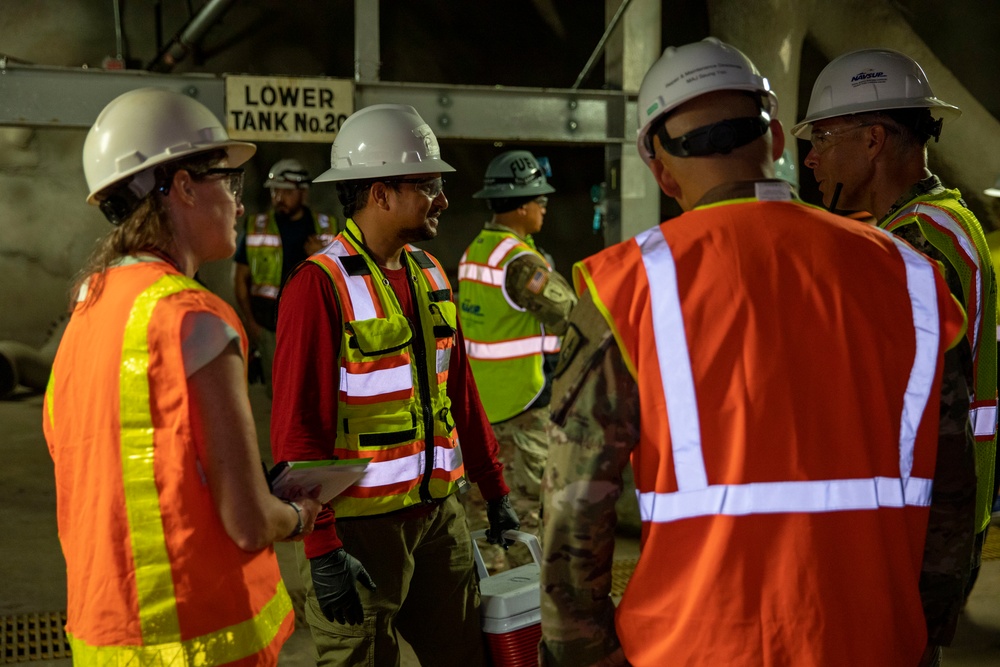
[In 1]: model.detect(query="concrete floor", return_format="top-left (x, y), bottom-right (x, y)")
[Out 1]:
top-left (3, 385), bottom-right (999, 666)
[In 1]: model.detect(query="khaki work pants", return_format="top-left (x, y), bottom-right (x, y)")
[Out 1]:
top-left (296, 495), bottom-right (487, 667)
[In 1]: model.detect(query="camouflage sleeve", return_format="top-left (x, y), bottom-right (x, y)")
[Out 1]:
top-left (505, 253), bottom-right (578, 336)
top-left (920, 346), bottom-right (977, 646)
top-left (539, 291), bottom-right (639, 667)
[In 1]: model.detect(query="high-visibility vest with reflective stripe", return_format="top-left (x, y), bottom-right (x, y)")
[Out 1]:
top-left (458, 229), bottom-right (560, 422)
top-left (883, 189), bottom-right (998, 533)
top-left (246, 210), bottom-right (335, 299)
top-left (309, 219), bottom-right (464, 518)
top-left (43, 260), bottom-right (293, 666)
top-left (575, 199), bottom-right (966, 666)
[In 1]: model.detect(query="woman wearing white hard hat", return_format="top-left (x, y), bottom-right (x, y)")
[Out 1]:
top-left (44, 87), bottom-right (321, 665)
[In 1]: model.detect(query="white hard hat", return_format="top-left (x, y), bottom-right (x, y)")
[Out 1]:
top-left (473, 150), bottom-right (555, 199)
top-left (636, 37), bottom-right (778, 164)
top-left (83, 87), bottom-right (255, 204)
top-left (791, 48), bottom-right (961, 139)
top-left (264, 158), bottom-right (310, 189)
top-left (313, 104), bottom-right (455, 183)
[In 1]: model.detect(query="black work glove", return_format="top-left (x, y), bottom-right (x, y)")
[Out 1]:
top-left (486, 495), bottom-right (520, 550)
top-left (310, 548), bottom-right (377, 625)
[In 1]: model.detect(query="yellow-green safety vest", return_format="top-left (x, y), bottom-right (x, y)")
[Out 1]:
top-left (458, 229), bottom-right (560, 423)
top-left (309, 219), bottom-right (465, 518)
top-left (246, 210), bottom-right (334, 299)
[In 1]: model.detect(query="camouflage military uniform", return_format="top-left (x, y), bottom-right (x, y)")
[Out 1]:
top-left (539, 291), bottom-right (635, 666)
top-left (461, 224), bottom-right (577, 572)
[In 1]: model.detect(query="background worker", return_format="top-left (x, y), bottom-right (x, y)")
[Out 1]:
top-left (539, 38), bottom-right (971, 667)
top-left (457, 149), bottom-right (576, 568)
top-left (45, 87), bottom-right (321, 664)
top-left (234, 158), bottom-right (336, 394)
top-left (270, 104), bottom-right (519, 667)
top-left (795, 47), bottom-right (993, 639)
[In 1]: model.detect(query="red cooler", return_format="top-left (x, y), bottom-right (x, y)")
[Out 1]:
top-left (471, 530), bottom-right (543, 667)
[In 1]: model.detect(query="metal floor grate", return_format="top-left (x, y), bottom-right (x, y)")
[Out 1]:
top-left (611, 558), bottom-right (638, 597)
top-left (0, 612), bottom-right (71, 663)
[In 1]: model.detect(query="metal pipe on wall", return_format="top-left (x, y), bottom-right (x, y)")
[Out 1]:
top-left (147, 0), bottom-right (239, 72)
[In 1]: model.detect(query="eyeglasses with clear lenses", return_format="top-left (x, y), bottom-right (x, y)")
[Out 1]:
top-left (388, 177), bottom-right (446, 199)
top-left (809, 123), bottom-right (875, 155)
top-left (195, 167), bottom-right (246, 203)
top-left (532, 196), bottom-right (549, 208)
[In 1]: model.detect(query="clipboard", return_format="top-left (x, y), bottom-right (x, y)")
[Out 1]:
top-left (267, 459), bottom-right (371, 504)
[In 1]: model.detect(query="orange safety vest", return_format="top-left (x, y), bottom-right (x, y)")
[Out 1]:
top-left (43, 260), bottom-right (293, 666)
top-left (574, 198), bottom-right (966, 666)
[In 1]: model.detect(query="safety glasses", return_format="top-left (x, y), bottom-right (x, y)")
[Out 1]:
top-left (158, 166), bottom-right (245, 203)
top-left (196, 167), bottom-right (246, 203)
top-left (388, 177), bottom-right (446, 199)
top-left (809, 123), bottom-right (875, 154)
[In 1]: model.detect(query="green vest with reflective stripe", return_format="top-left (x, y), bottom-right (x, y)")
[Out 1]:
top-left (245, 210), bottom-right (334, 298)
top-left (458, 228), bottom-right (557, 423)
top-left (310, 219), bottom-right (464, 518)
top-left (883, 189), bottom-right (998, 532)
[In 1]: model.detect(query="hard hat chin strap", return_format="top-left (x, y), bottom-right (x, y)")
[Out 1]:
top-left (657, 114), bottom-right (770, 158)
top-left (827, 182), bottom-right (845, 215)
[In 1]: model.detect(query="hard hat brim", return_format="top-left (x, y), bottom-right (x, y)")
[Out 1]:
top-left (312, 159), bottom-right (456, 183)
top-left (472, 182), bottom-right (556, 199)
top-left (791, 98), bottom-right (961, 139)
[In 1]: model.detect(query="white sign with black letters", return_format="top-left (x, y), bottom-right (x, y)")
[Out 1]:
top-left (225, 75), bottom-right (354, 143)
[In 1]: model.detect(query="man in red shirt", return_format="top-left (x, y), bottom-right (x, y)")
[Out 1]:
top-left (270, 104), bottom-right (518, 667)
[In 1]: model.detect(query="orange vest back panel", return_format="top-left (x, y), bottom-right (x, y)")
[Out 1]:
top-left (578, 200), bottom-right (965, 666)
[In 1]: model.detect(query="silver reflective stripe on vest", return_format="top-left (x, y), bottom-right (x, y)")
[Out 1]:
top-left (458, 262), bottom-right (505, 286)
top-left (488, 236), bottom-right (522, 266)
top-left (436, 348), bottom-right (451, 374)
top-left (354, 445), bottom-right (463, 487)
top-left (635, 226), bottom-right (940, 523)
top-left (340, 363), bottom-right (413, 398)
top-left (971, 404), bottom-right (998, 438)
top-left (636, 227), bottom-right (708, 491)
top-left (247, 234), bottom-right (281, 247)
top-left (323, 239), bottom-right (378, 320)
top-left (465, 335), bottom-right (560, 360)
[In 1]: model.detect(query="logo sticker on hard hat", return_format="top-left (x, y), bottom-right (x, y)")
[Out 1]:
top-left (412, 124), bottom-right (441, 158)
top-left (850, 69), bottom-right (887, 87)
top-left (509, 157), bottom-right (542, 185)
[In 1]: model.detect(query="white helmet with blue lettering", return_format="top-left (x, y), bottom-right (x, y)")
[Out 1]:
top-left (636, 37), bottom-right (778, 164)
top-left (792, 48), bottom-right (960, 139)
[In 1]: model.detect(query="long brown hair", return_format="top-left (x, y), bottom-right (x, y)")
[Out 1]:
top-left (72, 150), bottom-right (226, 308)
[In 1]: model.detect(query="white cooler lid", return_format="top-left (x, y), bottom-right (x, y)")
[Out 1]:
top-left (479, 562), bottom-right (541, 620)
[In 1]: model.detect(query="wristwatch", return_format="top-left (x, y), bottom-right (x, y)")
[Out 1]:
top-left (285, 500), bottom-right (304, 539)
